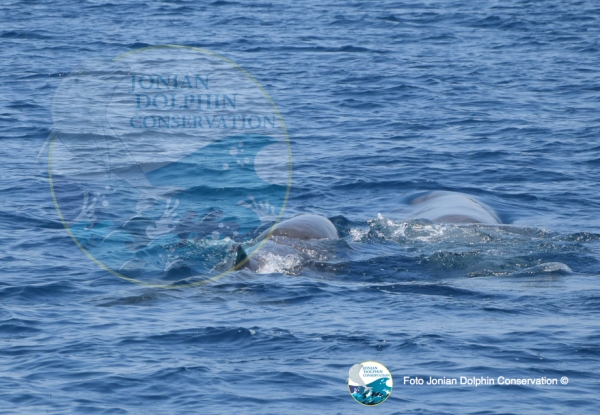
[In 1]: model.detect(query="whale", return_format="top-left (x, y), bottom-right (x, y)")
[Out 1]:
top-left (232, 192), bottom-right (501, 272)
top-left (233, 214), bottom-right (339, 271)
top-left (256, 213), bottom-right (339, 241)
top-left (409, 191), bottom-right (501, 224)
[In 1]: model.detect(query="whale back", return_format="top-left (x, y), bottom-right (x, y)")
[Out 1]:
top-left (267, 214), bottom-right (339, 240)
top-left (234, 214), bottom-right (339, 271)
top-left (410, 191), bottom-right (501, 224)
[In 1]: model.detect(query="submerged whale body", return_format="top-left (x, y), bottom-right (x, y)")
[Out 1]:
top-left (410, 191), bottom-right (501, 225)
top-left (234, 214), bottom-right (339, 271)
top-left (233, 193), bottom-right (501, 272)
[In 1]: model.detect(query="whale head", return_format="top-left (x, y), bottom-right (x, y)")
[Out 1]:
top-left (410, 191), bottom-right (501, 225)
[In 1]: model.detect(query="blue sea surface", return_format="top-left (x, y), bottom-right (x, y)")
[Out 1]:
top-left (1, 0), bottom-right (600, 414)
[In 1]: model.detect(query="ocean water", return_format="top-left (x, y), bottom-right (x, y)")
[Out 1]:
top-left (1, 0), bottom-right (600, 414)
